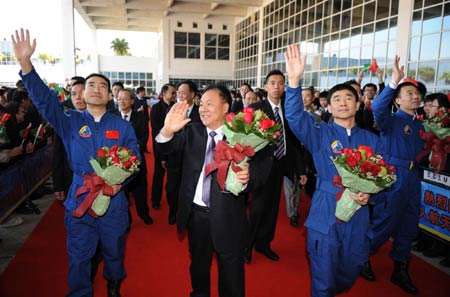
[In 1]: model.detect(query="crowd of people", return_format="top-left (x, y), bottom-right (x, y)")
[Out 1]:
top-left (2, 29), bottom-right (449, 297)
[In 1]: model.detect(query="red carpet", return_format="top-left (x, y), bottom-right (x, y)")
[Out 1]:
top-left (1, 141), bottom-right (449, 296)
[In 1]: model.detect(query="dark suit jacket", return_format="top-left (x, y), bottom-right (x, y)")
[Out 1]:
top-left (150, 100), bottom-right (170, 141)
top-left (156, 123), bottom-right (260, 251)
top-left (128, 110), bottom-right (149, 153)
top-left (230, 100), bottom-right (244, 114)
top-left (250, 99), bottom-right (305, 183)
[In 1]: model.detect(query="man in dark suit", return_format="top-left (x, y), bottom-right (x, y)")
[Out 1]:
top-left (155, 85), bottom-right (257, 297)
top-left (154, 80), bottom-right (201, 214)
top-left (134, 86), bottom-right (149, 122)
top-left (117, 89), bottom-right (153, 225)
top-left (245, 69), bottom-right (305, 263)
top-left (230, 82), bottom-right (252, 114)
top-left (150, 83), bottom-right (176, 224)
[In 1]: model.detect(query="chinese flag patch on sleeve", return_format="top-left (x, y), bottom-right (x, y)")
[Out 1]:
top-left (105, 130), bottom-right (120, 139)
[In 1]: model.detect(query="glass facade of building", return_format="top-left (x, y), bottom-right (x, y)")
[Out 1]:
top-left (102, 71), bottom-right (157, 94)
top-left (235, 12), bottom-right (260, 87)
top-left (235, 0), bottom-right (449, 93)
top-left (169, 78), bottom-right (234, 91)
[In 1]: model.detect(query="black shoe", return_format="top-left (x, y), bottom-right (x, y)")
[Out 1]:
top-left (107, 279), bottom-right (122, 297)
top-left (290, 215), bottom-right (299, 228)
top-left (152, 203), bottom-right (160, 210)
top-left (390, 261), bottom-right (418, 295)
top-left (141, 216), bottom-right (153, 225)
top-left (255, 246), bottom-right (279, 261)
top-left (423, 242), bottom-right (446, 258)
top-left (168, 213), bottom-right (176, 225)
top-left (359, 260), bottom-right (376, 282)
top-left (244, 248), bottom-right (252, 264)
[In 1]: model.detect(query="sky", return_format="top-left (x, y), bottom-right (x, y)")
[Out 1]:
top-left (0, 0), bottom-right (158, 58)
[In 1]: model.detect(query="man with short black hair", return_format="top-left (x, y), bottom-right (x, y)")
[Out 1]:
top-left (12, 29), bottom-right (140, 297)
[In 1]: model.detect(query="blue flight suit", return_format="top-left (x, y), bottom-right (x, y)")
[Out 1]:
top-left (285, 85), bottom-right (382, 297)
top-left (21, 68), bottom-right (140, 297)
top-left (371, 84), bottom-right (424, 261)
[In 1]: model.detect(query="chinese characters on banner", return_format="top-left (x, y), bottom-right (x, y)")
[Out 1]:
top-left (420, 181), bottom-right (450, 242)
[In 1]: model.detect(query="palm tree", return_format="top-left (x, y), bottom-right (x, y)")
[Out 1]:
top-left (440, 71), bottom-right (450, 84)
top-left (110, 38), bottom-right (131, 56)
top-left (418, 66), bottom-right (435, 83)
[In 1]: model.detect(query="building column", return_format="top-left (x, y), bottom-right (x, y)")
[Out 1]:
top-left (256, 7), bottom-right (264, 87)
top-left (396, 0), bottom-right (414, 65)
top-left (61, 0), bottom-right (76, 79)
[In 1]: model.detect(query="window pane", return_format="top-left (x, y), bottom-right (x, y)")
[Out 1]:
top-left (364, 2), bottom-right (376, 23)
top-left (352, 6), bottom-right (363, 27)
top-left (444, 4), bottom-right (450, 30)
top-left (437, 59), bottom-right (450, 86)
top-left (218, 48), bottom-right (229, 60)
top-left (175, 46), bottom-right (187, 58)
top-left (218, 35), bottom-right (230, 47)
top-left (440, 32), bottom-right (450, 58)
top-left (377, 1), bottom-right (390, 19)
top-left (188, 46), bottom-right (200, 59)
top-left (205, 34), bottom-right (217, 46)
top-left (174, 32), bottom-right (187, 45)
top-left (374, 43), bottom-right (387, 64)
top-left (189, 33), bottom-right (200, 45)
top-left (422, 5), bottom-right (443, 34)
top-left (205, 47), bottom-right (216, 59)
top-left (411, 11), bottom-right (422, 36)
top-left (375, 20), bottom-right (389, 43)
top-left (418, 61), bottom-right (436, 84)
top-left (410, 37), bottom-right (420, 61)
top-left (420, 33), bottom-right (440, 60)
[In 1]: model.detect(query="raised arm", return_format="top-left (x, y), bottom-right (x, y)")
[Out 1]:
top-left (159, 101), bottom-right (192, 138)
top-left (285, 44), bottom-right (307, 88)
top-left (11, 29), bottom-right (35, 75)
top-left (372, 55), bottom-right (404, 131)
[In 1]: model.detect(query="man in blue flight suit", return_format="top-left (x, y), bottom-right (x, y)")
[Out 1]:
top-left (369, 56), bottom-right (424, 295)
top-left (284, 44), bottom-right (383, 297)
top-left (12, 29), bottom-right (140, 297)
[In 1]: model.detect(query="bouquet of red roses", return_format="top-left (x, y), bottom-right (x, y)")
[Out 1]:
top-left (331, 145), bottom-right (397, 222)
top-left (73, 145), bottom-right (140, 218)
top-left (417, 108), bottom-right (450, 172)
top-left (205, 107), bottom-right (281, 195)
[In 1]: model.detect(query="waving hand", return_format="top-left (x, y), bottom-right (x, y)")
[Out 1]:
top-left (11, 29), bottom-right (36, 74)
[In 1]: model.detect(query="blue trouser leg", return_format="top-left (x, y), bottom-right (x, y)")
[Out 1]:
top-left (65, 213), bottom-right (98, 297)
top-left (99, 207), bottom-right (129, 281)
top-left (370, 191), bottom-right (393, 254)
top-left (390, 169), bottom-right (421, 261)
top-left (307, 209), bottom-right (370, 297)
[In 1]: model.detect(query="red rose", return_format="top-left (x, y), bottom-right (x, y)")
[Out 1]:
top-left (226, 112), bottom-right (235, 122)
top-left (353, 151), bottom-right (362, 162)
top-left (260, 118), bottom-right (275, 130)
top-left (123, 160), bottom-right (132, 168)
top-left (112, 157), bottom-right (120, 165)
top-left (342, 148), bottom-right (353, 155)
top-left (370, 164), bottom-right (381, 176)
top-left (417, 114), bottom-right (424, 122)
top-left (346, 154), bottom-right (358, 167)
top-left (97, 148), bottom-right (107, 159)
top-left (388, 165), bottom-right (395, 174)
top-left (365, 150), bottom-right (374, 158)
top-left (442, 117), bottom-right (450, 126)
top-left (437, 109), bottom-right (444, 117)
top-left (377, 159), bottom-right (386, 166)
top-left (111, 145), bottom-right (119, 152)
top-left (129, 155), bottom-right (138, 162)
top-left (243, 107), bottom-right (254, 115)
top-left (274, 131), bottom-right (280, 138)
top-left (360, 161), bottom-right (372, 174)
top-left (109, 150), bottom-right (118, 158)
top-left (244, 112), bottom-right (253, 124)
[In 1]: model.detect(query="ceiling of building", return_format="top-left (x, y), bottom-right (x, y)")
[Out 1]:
top-left (74, 0), bottom-right (263, 32)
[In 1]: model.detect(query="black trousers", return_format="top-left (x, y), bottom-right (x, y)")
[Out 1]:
top-left (248, 158), bottom-right (284, 250)
top-left (166, 168), bottom-right (180, 216)
top-left (129, 153), bottom-right (150, 219)
top-left (187, 205), bottom-right (245, 297)
top-left (151, 152), bottom-right (166, 206)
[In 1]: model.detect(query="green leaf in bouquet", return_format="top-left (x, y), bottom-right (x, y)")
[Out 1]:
top-left (91, 191), bottom-right (111, 216)
top-left (101, 166), bottom-right (133, 185)
top-left (224, 159), bottom-right (248, 196)
top-left (89, 158), bottom-right (104, 176)
top-left (223, 125), bottom-right (270, 152)
top-left (423, 123), bottom-right (450, 139)
top-left (335, 188), bottom-right (361, 222)
top-left (335, 165), bottom-right (384, 194)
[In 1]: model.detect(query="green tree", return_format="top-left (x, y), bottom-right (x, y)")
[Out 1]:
top-left (418, 66), bottom-right (435, 83)
top-left (38, 53), bottom-right (55, 64)
top-left (0, 52), bottom-right (5, 62)
top-left (407, 69), bottom-right (416, 79)
top-left (110, 38), bottom-right (131, 56)
top-left (440, 71), bottom-right (450, 84)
